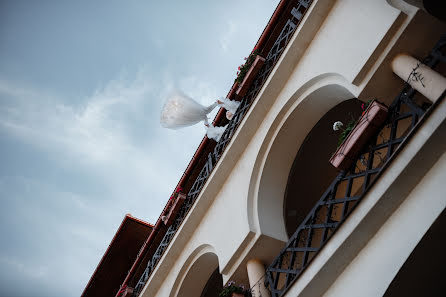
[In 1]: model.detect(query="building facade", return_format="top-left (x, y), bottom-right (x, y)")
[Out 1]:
top-left (84, 0), bottom-right (446, 296)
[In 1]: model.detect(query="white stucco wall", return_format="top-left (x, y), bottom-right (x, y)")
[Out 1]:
top-left (138, 1), bottom-right (441, 296)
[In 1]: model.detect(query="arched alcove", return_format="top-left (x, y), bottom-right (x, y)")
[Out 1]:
top-left (171, 245), bottom-right (222, 297)
top-left (248, 73), bottom-right (359, 242)
top-left (283, 99), bottom-right (362, 237)
top-left (383, 208), bottom-right (446, 297)
top-left (200, 268), bottom-right (223, 297)
top-left (397, 0), bottom-right (446, 22)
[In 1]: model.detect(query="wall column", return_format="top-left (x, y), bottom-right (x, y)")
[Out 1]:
top-left (391, 54), bottom-right (446, 102)
top-left (247, 259), bottom-right (271, 297)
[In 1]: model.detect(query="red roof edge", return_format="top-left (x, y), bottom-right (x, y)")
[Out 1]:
top-left (81, 214), bottom-right (153, 297)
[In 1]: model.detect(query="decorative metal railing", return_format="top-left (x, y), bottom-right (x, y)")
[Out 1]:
top-left (264, 35), bottom-right (446, 297)
top-left (131, 1), bottom-right (313, 296)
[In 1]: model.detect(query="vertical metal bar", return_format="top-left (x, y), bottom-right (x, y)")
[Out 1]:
top-left (340, 177), bottom-right (354, 221)
top-left (284, 240), bottom-right (297, 286)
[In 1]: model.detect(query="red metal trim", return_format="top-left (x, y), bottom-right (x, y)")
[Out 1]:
top-left (254, 0), bottom-right (288, 51)
top-left (163, 193), bottom-right (187, 226)
top-left (126, 214), bottom-right (154, 228)
top-left (115, 208), bottom-right (169, 297)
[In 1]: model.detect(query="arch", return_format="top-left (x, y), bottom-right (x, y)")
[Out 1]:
top-left (383, 208), bottom-right (446, 296)
top-left (247, 73), bottom-right (359, 242)
top-left (170, 244), bottom-right (222, 297)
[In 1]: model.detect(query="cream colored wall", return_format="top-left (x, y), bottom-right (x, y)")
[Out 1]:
top-left (138, 1), bottom-right (444, 296)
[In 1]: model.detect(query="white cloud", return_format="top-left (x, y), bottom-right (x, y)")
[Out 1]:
top-left (219, 20), bottom-right (237, 52)
top-left (0, 69), bottom-right (219, 219)
top-left (0, 74), bottom-right (152, 162)
top-left (0, 256), bottom-right (48, 280)
top-left (0, 71), bottom-right (222, 296)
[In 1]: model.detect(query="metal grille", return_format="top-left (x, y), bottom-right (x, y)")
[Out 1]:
top-left (131, 1), bottom-right (313, 296)
top-left (265, 34), bottom-right (446, 297)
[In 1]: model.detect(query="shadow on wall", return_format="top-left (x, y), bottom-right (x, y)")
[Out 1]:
top-left (284, 99), bottom-right (363, 237)
top-left (172, 245), bottom-right (221, 297)
top-left (384, 208), bottom-right (446, 297)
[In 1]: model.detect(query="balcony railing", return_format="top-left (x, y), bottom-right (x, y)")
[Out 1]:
top-left (131, 1), bottom-right (313, 296)
top-left (264, 34), bottom-right (446, 297)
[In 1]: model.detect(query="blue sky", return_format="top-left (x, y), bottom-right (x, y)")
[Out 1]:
top-left (0, 1), bottom-right (279, 296)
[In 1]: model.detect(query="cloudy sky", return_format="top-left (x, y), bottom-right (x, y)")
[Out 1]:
top-left (0, 1), bottom-right (279, 296)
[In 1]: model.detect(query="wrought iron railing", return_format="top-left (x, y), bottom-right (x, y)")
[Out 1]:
top-left (264, 34), bottom-right (446, 297)
top-left (131, 1), bottom-right (313, 296)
